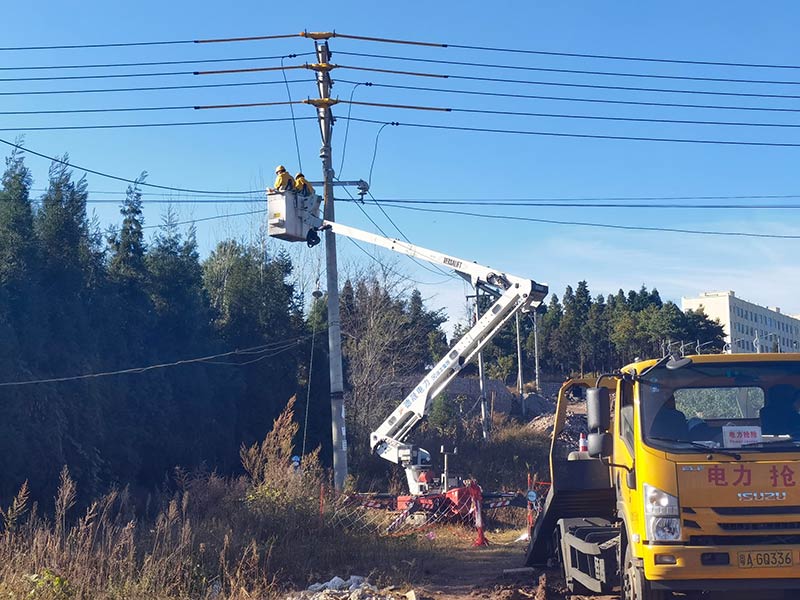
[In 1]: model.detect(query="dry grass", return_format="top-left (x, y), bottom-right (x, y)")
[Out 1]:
top-left (0, 399), bottom-right (430, 600)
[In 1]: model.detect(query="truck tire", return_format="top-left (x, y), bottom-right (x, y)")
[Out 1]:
top-left (622, 544), bottom-right (669, 600)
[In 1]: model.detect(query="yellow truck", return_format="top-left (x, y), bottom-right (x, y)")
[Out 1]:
top-left (526, 353), bottom-right (800, 599)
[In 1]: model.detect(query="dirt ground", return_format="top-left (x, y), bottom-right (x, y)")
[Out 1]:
top-left (415, 529), bottom-right (616, 600)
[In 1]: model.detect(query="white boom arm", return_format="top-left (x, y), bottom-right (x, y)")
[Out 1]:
top-left (315, 220), bottom-right (548, 495)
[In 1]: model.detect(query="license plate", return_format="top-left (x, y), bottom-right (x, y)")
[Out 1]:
top-left (737, 550), bottom-right (793, 568)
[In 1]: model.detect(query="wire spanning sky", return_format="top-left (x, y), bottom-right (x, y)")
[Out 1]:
top-left (2, 0), bottom-right (800, 324)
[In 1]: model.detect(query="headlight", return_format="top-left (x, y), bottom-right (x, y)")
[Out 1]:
top-left (644, 484), bottom-right (681, 542)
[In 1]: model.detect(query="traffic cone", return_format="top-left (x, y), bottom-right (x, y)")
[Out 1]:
top-left (578, 433), bottom-right (588, 452)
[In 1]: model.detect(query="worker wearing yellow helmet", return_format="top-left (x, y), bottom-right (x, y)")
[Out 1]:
top-left (294, 172), bottom-right (315, 197)
top-left (271, 165), bottom-right (294, 193)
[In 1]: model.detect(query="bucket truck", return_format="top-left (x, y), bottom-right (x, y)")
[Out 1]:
top-left (268, 190), bottom-right (547, 495)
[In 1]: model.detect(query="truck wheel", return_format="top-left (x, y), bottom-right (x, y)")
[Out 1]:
top-left (622, 545), bottom-right (669, 600)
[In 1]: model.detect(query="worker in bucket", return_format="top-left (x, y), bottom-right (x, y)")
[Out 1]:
top-left (269, 165), bottom-right (294, 193)
top-left (294, 172), bottom-right (315, 197)
top-left (295, 172), bottom-right (322, 219)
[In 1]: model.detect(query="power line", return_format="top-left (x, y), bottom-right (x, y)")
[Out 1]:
top-left (341, 116), bottom-right (800, 148)
top-left (340, 67), bottom-right (800, 101)
top-left (337, 50), bottom-right (800, 87)
top-left (0, 138), bottom-right (264, 195)
top-left (0, 53), bottom-right (310, 82)
top-left (0, 336), bottom-right (311, 387)
top-left (33, 189), bottom-right (800, 202)
top-left (342, 237), bottom-right (452, 286)
top-left (364, 190), bottom-right (458, 281)
top-left (140, 209), bottom-right (265, 230)
top-left (336, 175), bottom-right (454, 281)
top-left (11, 196), bottom-right (800, 210)
top-left (281, 56), bottom-right (303, 173)
top-left (0, 69), bottom-right (201, 83)
top-left (338, 82), bottom-right (363, 176)
top-left (17, 99), bottom-right (800, 130)
top-left (13, 195), bottom-right (800, 210)
top-left (0, 53), bottom-right (310, 71)
top-left (378, 203), bottom-right (800, 240)
top-left (332, 32), bottom-right (800, 71)
top-left (0, 115), bottom-right (317, 133)
top-left (0, 78), bottom-right (309, 97)
top-left (439, 72), bottom-right (800, 101)
top-left (448, 107), bottom-right (800, 130)
top-left (443, 43), bottom-right (800, 71)
top-left (0, 33), bottom-right (298, 52)
top-left (374, 199), bottom-right (800, 209)
top-left (0, 104), bottom-right (194, 116)
top-left (338, 79), bottom-right (800, 116)
top-left (343, 98), bottom-right (800, 130)
top-left (6, 30), bottom-right (800, 72)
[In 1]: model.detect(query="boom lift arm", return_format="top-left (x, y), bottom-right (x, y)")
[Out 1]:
top-left (309, 220), bottom-right (548, 495)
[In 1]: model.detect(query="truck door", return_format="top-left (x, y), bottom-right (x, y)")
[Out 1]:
top-left (615, 379), bottom-right (640, 538)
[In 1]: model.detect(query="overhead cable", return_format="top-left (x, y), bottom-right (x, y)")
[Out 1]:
top-left (21, 99), bottom-right (800, 131)
top-left (0, 53), bottom-right (310, 71)
top-left (379, 203), bottom-right (800, 240)
top-left (192, 96), bottom-right (800, 130)
top-left (337, 50), bottom-right (800, 87)
top-left (444, 43), bottom-right (800, 71)
top-left (374, 199), bottom-right (800, 209)
top-left (0, 78), bottom-right (309, 97)
top-left (0, 137), bottom-right (264, 194)
top-left (338, 79), bottom-right (800, 116)
top-left (0, 115), bottom-right (317, 132)
top-left (19, 197), bottom-right (800, 210)
top-left (0, 33), bottom-right (298, 51)
top-left (7, 30), bottom-right (800, 71)
top-left (331, 32), bottom-right (800, 70)
top-left (192, 62), bottom-right (800, 99)
top-left (341, 116), bottom-right (800, 148)
top-left (140, 209), bottom-right (265, 230)
top-left (0, 337), bottom-right (313, 387)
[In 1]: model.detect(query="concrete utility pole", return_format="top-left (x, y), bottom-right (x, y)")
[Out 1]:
top-left (473, 289), bottom-right (490, 440)
top-left (310, 39), bottom-right (348, 491)
top-left (533, 310), bottom-right (541, 392)
top-left (516, 312), bottom-right (525, 417)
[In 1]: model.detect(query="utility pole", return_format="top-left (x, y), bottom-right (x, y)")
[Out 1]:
top-left (533, 310), bottom-right (541, 393)
top-left (473, 289), bottom-right (489, 440)
top-left (515, 312), bottom-right (526, 417)
top-left (309, 39), bottom-right (348, 491)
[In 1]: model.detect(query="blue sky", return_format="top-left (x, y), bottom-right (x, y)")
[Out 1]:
top-left (3, 1), bottom-right (800, 328)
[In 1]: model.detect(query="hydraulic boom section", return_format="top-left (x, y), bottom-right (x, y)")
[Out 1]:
top-left (313, 221), bottom-right (547, 495)
top-left (266, 190), bottom-right (547, 495)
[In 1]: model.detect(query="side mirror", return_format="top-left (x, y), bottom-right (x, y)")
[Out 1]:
top-left (587, 387), bottom-right (611, 432)
top-left (588, 432), bottom-right (613, 458)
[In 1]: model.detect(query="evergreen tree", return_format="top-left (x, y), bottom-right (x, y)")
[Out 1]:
top-left (584, 294), bottom-right (611, 372)
top-left (203, 241), bottom-right (301, 446)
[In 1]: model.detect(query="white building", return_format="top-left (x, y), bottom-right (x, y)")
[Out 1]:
top-left (681, 291), bottom-right (800, 354)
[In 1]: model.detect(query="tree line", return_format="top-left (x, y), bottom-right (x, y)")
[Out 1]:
top-left (0, 146), bottom-right (725, 503)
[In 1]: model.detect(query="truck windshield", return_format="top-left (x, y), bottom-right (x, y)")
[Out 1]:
top-left (640, 361), bottom-right (800, 452)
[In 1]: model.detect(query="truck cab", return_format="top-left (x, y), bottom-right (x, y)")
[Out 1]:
top-left (528, 353), bottom-right (800, 599)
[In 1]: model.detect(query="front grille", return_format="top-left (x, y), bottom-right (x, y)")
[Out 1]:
top-left (719, 521), bottom-right (800, 531)
top-left (712, 506), bottom-right (800, 516)
top-left (689, 534), bottom-right (800, 546)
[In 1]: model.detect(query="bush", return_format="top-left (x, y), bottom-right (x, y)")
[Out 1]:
top-left (0, 400), bottom-right (430, 599)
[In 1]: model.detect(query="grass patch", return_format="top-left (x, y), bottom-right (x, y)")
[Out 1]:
top-left (0, 399), bottom-right (433, 599)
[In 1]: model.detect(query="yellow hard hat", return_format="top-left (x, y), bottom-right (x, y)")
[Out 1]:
top-left (275, 165), bottom-right (286, 173)
top-left (295, 172), bottom-right (304, 178)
